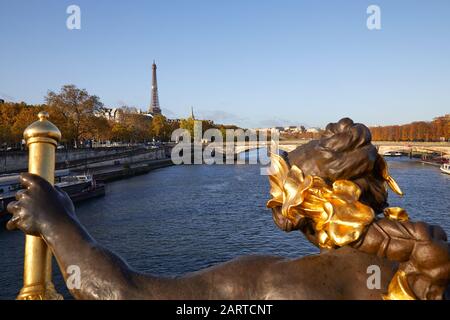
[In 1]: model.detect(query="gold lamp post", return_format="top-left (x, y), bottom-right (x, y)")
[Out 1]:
top-left (17, 111), bottom-right (62, 300)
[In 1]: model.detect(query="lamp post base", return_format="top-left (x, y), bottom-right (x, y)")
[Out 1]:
top-left (17, 282), bottom-right (63, 300)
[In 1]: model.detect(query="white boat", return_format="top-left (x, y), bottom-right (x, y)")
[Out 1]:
top-left (440, 163), bottom-right (450, 175)
top-left (383, 151), bottom-right (403, 157)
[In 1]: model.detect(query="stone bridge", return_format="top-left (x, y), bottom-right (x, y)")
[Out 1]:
top-left (213, 140), bottom-right (450, 156)
top-left (373, 142), bottom-right (450, 156)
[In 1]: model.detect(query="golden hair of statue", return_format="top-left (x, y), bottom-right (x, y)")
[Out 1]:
top-left (267, 153), bottom-right (415, 300)
top-left (18, 111), bottom-right (62, 300)
top-left (267, 153), bottom-right (376, 248)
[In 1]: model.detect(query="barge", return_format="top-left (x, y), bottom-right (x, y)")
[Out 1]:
top-left (0, 170), bottom-right (105, 223)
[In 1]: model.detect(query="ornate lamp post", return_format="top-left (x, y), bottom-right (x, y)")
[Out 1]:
top-left (17, 111), bottom-right (62, 300)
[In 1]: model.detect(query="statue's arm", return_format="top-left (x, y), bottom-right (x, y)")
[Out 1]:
top-left (44, 218), bottom-right (276, 299)
top-left (6, 173), bottom-right (277, 300)
top-left (43, 215), bottom-right (147, 299)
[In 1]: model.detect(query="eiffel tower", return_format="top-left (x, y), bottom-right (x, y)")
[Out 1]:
top-left (149, 60), bottom-right (162, 115)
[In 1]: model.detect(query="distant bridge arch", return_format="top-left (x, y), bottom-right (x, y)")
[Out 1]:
top-left (374, 142), bottom-right (450, 156)
top-left (211, 140), bottom-right (450, 157)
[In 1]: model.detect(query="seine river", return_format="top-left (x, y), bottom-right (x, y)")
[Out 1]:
top-left (0, 156), bottom-right (449, 299)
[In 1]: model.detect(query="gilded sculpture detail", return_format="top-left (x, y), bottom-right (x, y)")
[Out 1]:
top-left (266, 153), bottom-right (415, 298)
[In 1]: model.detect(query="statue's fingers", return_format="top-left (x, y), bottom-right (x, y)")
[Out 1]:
top-left (15, 189), bottom-right (29, 201)
top-left (430, 225), bottom-right (447, 242)
top-left (6, 201), bottom-right (22, 231)
top-left (6, 200), bottom-right (21, 215)
top-left (424, 284), bottom-right (446, 300)
top-left (6, 215), bottom-right (20, 231)
top-left (441, 261), bottom-right (450, 279)
top-left (19, 172), bottom-right (51, 191)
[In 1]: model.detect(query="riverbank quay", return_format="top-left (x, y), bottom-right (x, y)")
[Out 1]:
top-left (63, 145), bottom-right (174, 182)
top-left (0, 145), bottom-right (172, 174)
top-left (0, 157), bottom-right (173, 226)
top-left (79, 158), bottom-right (174, 182)
top-left (1, 145), bottom-right (174, 222)
top-left (420, 160), bottom-right (444, 167)
top-left (1, 145), bottom-right (173, 189)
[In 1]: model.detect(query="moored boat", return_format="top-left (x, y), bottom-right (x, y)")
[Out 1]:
top-left (440, 163), bottom-right (450, 175)
top-left (421, 154), bottom-right (449, 167)
top-left (0, 170), bottom-right (105, 223)
top-left (383, 151), bottom-right (403, 157)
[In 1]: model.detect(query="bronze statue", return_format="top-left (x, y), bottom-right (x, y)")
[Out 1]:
top-left (6, 117), bottom-right (450, 300)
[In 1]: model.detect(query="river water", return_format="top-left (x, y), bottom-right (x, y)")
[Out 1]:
top-left (0, 156), bottom-right (449, 299)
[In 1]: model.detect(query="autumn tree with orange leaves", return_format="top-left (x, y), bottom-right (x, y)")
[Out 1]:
top-left (370, 115), bottom-right (449, 141)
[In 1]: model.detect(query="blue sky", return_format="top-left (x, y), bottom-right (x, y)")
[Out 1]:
top-left (0, 0), bottom-right (449, 128)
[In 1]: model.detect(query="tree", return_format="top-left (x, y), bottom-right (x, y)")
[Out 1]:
top-left (0, 102), bottom-right (21, 144)
top-left (432, 115), bottom-right (449, 141)
top-left (111, 123), bottom-right (131, 142)
top-left (179, 116), bottom-right (195, 139)
top-left (0, 102), bottom-right (44, 145)
top-left (151, 114), bottom-right (171, 141)
top-left (90, 116), bottom-right (112, 143)
top-left (179, 117), bottom-right (222, 141)
top-left (45, 85), bottom-right (104, 147)
top-left (11, 106), bottom-right (43, 142)
top-left (120, 108), bottom-right (152, 142)
top-left (370, 115), bottom-right (449, 141)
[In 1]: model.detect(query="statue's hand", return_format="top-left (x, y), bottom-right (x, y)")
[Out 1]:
top-left (6, 173), bottom-right (75, 236)
top-left (356, 219), bottom-right (449, 299)
top-left (403, 225), bottom-right (450, 300)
